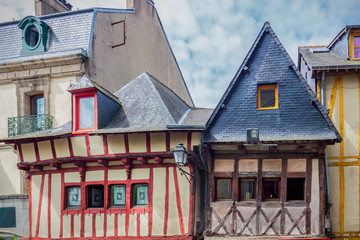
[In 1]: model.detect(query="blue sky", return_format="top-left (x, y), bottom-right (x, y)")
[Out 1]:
top-left (1, 0), bottom-right (360, 108)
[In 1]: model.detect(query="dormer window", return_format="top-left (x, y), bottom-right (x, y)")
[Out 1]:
top-left (72, 91), bottom-right (97, 132)
top-left (258, 84), bottom-right (278, 110)
top-left (18, 16), bottom-right (49, 55)
top-left (350, 30), bottom-right (360, 59)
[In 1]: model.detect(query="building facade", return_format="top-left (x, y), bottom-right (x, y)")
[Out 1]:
top-left (203, 22), bottom-right (341, 239)
top-left (0, 0), bottom-right (193, 238)
top-left (3, 74), bottom-right (211, 239)
top-left (299, 25), bottom-right (360, 240)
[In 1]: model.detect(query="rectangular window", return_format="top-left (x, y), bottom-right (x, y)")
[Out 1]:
top-left (354, 36), bottom-right (360, 58)
top-left (31, 94), bottom-right (44, 115)
top-left (73, 91), bottom-right (97, 132)
top-left (87, 185), bottom-right (104, 208)
top-left (287, 178), bottom-right (305, 201)
top-left (258, 85), bottom-right (278, 110)
top-left (110, 185), bottom-right (126, 206)
top-left (133, 184), bottom-right (148, 206)
top-left (215, 178), bottom-right (232, 200)
top-left (240, 178), bottom-right (256, 200)
top-left (67, 186), bottom-right (81, 208)
top-left (263, 178), bottom-right (280, 200)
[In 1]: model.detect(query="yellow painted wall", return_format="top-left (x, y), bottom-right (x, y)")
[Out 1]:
top-left (107, 134), bottom-right (126, 154)
top-left (38, 141), bottom-right (53, 160)
top-left (167, 167), bottom-right (181, 235)
top-left (50, 174), bottom-right (61, 238)
top-left (71, 136), bottom-right (87, 157)
top-left (128, 133), bottom-right (146, 153)
top-left (170, 132), bottom-right (188, 150)
top-left (54, 138), bottom-right (70, 158)
top-left (325, 73), bottom-right (360, 237)
top-left (150, 132), bottom-right (166, 152)
top-left (0, 83), bottom-right (17, 138)
top-left (31, 175), bottom-right (42, 237)
top-left (89, 135), bottom-right (104, 155)
top-left (310, 159), bottom-right (320, 235)
top-left (22, 143), bottom-right (36, 163)
top-left (152, 167), bottom-right (166, 235)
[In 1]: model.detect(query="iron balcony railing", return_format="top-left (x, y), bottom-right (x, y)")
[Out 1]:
top-left (8, 114), bottom-right (54, 137)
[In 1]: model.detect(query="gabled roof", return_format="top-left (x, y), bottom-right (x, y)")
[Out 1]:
top-left (298, 46), bottom-right (360, 71)
top-left (328, 24), bottom-right (360, 48)
top-left (68, 75), bottom-right (121, 104)
top-left (205, 22), bottom-right (341, 143)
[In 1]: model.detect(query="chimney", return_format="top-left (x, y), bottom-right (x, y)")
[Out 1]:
top-left (126, 0), bottom-right (134, 9)
top-left (35, 0), bottom-right (72, 16)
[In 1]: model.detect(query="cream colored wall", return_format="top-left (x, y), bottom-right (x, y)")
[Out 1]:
top-left (88, 0), bottom-right (193, 106)
top-left (49, 76), bottom-right (77, 127)
top-left (0, 146), bottom-right (23, 195)
top-left (0, 83), bottom-right (17, 138)
top-left (310, 159), bottom-right (320, 235)
top-left (325, 74), bottom-right (360, 236)
top-left (31, 165), bottom-right (191, 238)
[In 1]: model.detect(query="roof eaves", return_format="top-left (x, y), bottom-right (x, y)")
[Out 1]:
top-left (328, 26), bottom-right (347, 49)
top-left (206, 22), bottom-right (270, 128)
top-left (87, 76), bottom-right (122, 105)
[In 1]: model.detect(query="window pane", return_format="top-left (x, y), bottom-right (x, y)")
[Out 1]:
top-left (240, 179), bottom-right (256, 200)
top-left (263, 179), bottom-right (279, 199)
top-left (355, 48), bottom-right (360, 58)
top-left (354, 37), bottom-right (360, 47)
top-left (32, 95), bottom-right (44, 115)
top-left (111, 185), bottom-right (126, 206)
top-left (134, 184), bottom-right (148, 205)
top-left (216, 179), bottom-right (232, 200)
top-left (79, 97), bottom-right (94, 128)
top-left (88, 185), bottom-right (104, 208)
top-left (68, 186), bottom-right (81, 207)
top-left (287, 178), bottom-right (305, 201)
top-left (260, 88), bottom-right (276, 108)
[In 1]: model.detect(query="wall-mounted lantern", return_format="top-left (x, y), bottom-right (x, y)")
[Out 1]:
top-left (173, 143), bottom-right (194, 194)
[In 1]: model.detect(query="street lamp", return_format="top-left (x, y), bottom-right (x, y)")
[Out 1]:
top-left (172, 143), bottom-right (194, 194)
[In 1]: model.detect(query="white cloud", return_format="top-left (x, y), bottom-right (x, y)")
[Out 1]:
top-left (1, 0), bottom-right (360, 108)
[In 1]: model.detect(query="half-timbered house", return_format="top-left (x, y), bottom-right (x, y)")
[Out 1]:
top-left (298, 24), bottom-right (360, 240)
top-left (202, 22), bottom-right (342, 239)
top-left (3, 73), bottom-right (212, 239)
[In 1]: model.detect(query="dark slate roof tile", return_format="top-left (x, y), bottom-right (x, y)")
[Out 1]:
top-left (205, 22), bottom-right (341, 143)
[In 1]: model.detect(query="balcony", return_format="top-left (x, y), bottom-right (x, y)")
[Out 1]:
top-left (8, 114), bottom-right (54, 137)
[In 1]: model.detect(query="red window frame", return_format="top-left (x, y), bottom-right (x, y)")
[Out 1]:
top-left (72, 90), bottom-right (98, 133)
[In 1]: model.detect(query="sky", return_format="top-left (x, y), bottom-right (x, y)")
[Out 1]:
top-left (1, 0), bottom-right (360, 108)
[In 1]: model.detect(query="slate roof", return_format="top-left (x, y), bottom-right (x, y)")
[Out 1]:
top-left (0, 8), bottom-right (134, 61)
top-left (3, 73), bottom-right (211, 141)
top-left (205, 22), bottom-right (341, 143)
top-left (299, 47), bottom-right (360, 70)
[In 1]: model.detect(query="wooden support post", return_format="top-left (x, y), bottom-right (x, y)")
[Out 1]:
top-left (256, 159), bottom-right (262, 235)
top-left (306, 158), bottom-right (312, 234)
top-left (280, 159), bottom-right (287, 234)
top-left (319, 157), bottom-right (326, 235)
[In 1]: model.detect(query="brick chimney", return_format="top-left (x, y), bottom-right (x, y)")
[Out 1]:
top-left (35, 0), bottom-right (72, 16)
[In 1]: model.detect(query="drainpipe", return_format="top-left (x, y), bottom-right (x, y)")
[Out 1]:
top-left (321, 70), bottom-right (332, 233)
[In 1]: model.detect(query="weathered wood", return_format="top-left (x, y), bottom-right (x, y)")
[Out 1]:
top-left (287, 172), bottom-right (306, 178)
top-left (269, 146), bottom-right (277, 153)
top-left (256, 159), bottom-right (262, 235)
top-left (214, 172), bottom-right (233, 178)
top-left (212, 207), bottom-right (232, 234)
top-left (280, 159), bottom-right (287, 234)
top-left (232, 159), bottom-right (239, 201)
top-left (154, 157), bottom-right (163, 164)
top-left (136, 157), bottom-right (147, 164)
top-left (203, 143), bottom-right (214, 231)
top-left (297, 146), bottom-right (305, 153)
top-left (286, 208), bottom-right (306, 235)
top-left (214, 153), bottom-right (318, 159)
top-left (305, 158), bottom-right (312, 234)
top-left (97, 159), bottom-right (108, 166)
top-left (318, 157), bottom-right (326, 234)
top-left (238, 145), bottom-right (247, 154)
top-left (237, 209), bottom-right (256, 234)
top-left (260, 209), bottom-right (281, 235)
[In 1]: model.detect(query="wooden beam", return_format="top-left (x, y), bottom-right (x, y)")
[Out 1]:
top-left (97, 159), bottom-right (108, 166)
top-left (154, 157), bottom-right (163, 164)
top-left (50, 163), bottom-right (61, 170)
top-left (214, 153), bottom-right (317, 159)
top-left (238, 145), bottom-right (247, 154)
top-left (280, 159), bottom-right (287, 234)
top-left (269, 146), bottom-right (277, 153)
top-left (297, 146), bottom-right (305, 153)
top-left (137, 157), bottom-right (147, 164)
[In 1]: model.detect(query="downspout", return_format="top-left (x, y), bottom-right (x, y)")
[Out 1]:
top-left (321, 70), bottom-right (332, 233)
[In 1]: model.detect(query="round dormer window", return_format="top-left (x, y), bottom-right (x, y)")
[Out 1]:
top-left (25, 25), bottom-right (40, 48)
